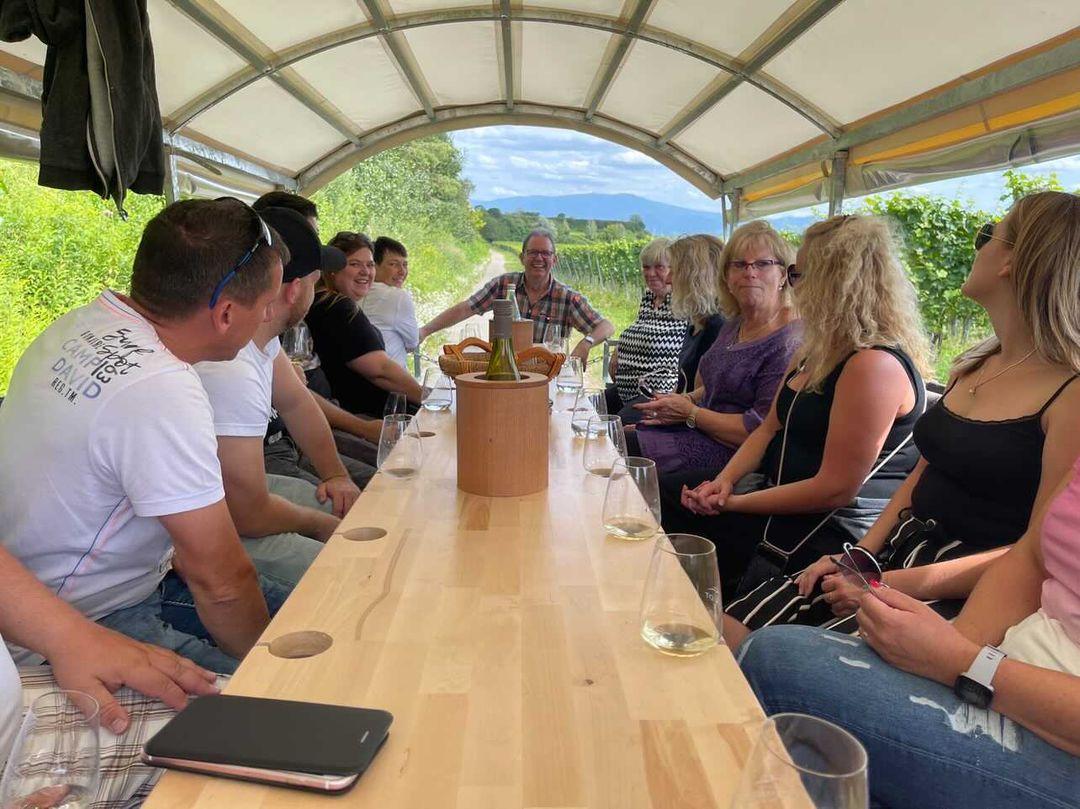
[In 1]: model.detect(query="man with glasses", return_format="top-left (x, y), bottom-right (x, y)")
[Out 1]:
top-left (419, 228), bottom-right (614, 363)
top-left (194, 207), bottom-right (365, 581)
top-left (0, 199), bottom-right (292, 674)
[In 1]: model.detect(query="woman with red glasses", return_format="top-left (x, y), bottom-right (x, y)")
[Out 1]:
top-left (724, 192), bottom-right (1080, 648)
top-left (659, 214), bottom-right (931, 599)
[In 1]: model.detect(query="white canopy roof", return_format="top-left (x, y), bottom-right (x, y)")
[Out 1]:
top-left (1, 1), bottom-right (1079, 218)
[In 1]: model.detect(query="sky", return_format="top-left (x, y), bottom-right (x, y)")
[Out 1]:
top-left (451, 125), bottom-right (1080, 215)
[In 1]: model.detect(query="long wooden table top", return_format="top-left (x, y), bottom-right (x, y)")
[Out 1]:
top-left (146, 402), bottom-right (766, 808)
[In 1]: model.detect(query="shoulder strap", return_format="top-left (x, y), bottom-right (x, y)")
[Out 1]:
top-left (1037, 374), bottom-right (1080, 417)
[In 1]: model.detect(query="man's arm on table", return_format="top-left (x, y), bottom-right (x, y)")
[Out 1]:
top-left (419, 300), bottom-right (473, 343)
top-left (0, 546), bottom-right (218, 732)
top-left (272, 352), bottom-right (359, 517)
top-left (217, 435), bottom-right (339, 541)
top-left (570, 319), bottom-right (614, 363)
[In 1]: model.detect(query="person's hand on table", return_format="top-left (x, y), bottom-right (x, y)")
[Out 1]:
top-left (570, 342), bottom-right (591, 364)
top-left (856, 585), bottom-right (980, 685)
top-left (795, 554), bottom-right (842, 597)
top-left (821, 573), bottom-right (864, 616)
top-left (635, 393), bottom-right (693, 426)
top-left (46, 622), bottom-right (219, 734)
top-left (680, 476), bottom-right (732, 515)
top-left (317, 474), bottom-right (360, 518)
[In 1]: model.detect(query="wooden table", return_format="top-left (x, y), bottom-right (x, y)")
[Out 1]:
top-left (145, 404), bottom-right (766, 808)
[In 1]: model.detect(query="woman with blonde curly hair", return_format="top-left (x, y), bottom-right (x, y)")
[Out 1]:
top-left (627, 224), bottom-right (800, 474)
top-left (725, 191), bottom-right (1080, 647)
top-left (661, 214), bottom-right (929, 596)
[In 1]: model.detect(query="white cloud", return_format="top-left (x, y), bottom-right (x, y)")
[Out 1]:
top-left (610, 150), bottom-right (655, 166)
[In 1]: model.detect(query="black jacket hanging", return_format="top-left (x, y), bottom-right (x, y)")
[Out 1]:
top-left (0, 0), bottom-right (165, 215)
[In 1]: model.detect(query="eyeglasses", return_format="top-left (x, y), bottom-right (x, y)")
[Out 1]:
top-left (786, 264), bottom-right (801, 286)
top-left (209, 198), bottom-right (273, 309)
top-left (728, 259), bottom-right (783, 272)
top-left (831, 542), bottom-right (885, 590)
top-left (974, 221), bottom-right (1014, 251)
top-left (524, 249), bottom-right (555, 259)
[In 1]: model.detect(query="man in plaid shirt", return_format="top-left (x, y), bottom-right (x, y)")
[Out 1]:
top-left (419, 228), bottom-right (614, 363)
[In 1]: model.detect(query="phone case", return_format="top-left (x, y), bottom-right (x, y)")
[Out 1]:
top-left (144, 695), bottom-right (393, 776)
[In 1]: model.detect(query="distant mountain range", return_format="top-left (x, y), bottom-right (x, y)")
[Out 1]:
top-left (473, 192), bottom-right (813, 236)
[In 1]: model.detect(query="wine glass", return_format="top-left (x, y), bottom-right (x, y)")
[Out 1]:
top-left (571, 386), bottom-right (607, 436)
top-left (0, 690), bottom-right (100, 809)
top-left (384, 391), bottom-right (408, 418)
top-left (377, 414), bottom-right (423, 480)
top-left (421, 368), bottom-right (453, 412)
top-left (542, 321), bottom-right (567, 354)
top-left (582, 414), bottom-right (626, 477)
top-left (730, 713), bottom-right (869, 808)
top-left (602, 457), bottom-right (661, 540)
top-left (639, 533), bottom-right (722, 656)
top-left (638, 368), bottom-right (675, 399)
top-left (280, 322), bottom-right (314, 365)
top-left (556, 356), bottom-right (584, 394)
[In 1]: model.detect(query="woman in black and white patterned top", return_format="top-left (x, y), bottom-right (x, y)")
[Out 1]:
top-left (607, 239), bottom-right (689, 414)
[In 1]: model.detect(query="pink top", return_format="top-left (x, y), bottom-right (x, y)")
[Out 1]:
top-left (1040, 455), bottom-right (1080, 645)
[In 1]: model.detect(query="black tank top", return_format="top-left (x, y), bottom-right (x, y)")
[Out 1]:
top-left (762, 346), bottom-right (925, 502)
top-left (910, 375), bottom-right (1078, 549)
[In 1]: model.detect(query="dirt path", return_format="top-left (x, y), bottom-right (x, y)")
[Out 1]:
top-left (449, 249), bottom-right (506, 341)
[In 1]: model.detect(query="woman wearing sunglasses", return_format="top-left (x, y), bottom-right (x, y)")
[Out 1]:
top-left (660, 214), bottom-right (931, 598)
top-left (724, 192), bottom-right (1080, 647)
top-left (739, 455), bottom-right (1080, 808)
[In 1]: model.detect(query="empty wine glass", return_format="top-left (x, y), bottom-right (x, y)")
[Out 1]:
top-left (640, 533), bottom-right (722, 656)
top-left (0, 690), bottom-right (100, 809)
top-left (582, 414), bottom-right (626, 477)
top-left (377, 414), bottom-right (423, 480)
top-left (730, 713), bottom-right (869, 808)
top-left (384, 391), bottom-right (408, 418)
top-left (571, 386), bottom-right (608, 435)
top-left (602, 457), bottom-right (661, 540)
top-left (556, 356), bottom-right (584, 394)
top-left (421, 368), bottom-right (453, 412)
top-left (280, 322), bottom-right (314, 365)
top-left (543, 321), bottom-right (567, 354)
top-left (638, 367), bottom-right (676, 399)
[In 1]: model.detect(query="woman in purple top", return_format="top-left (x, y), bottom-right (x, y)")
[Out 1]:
top-left (626, 221), bottom-right (800, 476)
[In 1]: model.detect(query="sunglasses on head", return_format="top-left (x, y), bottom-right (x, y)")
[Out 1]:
top-left (208, 197), bottom-right (273, 309)
top-left (831, 542), bottom-right (885, 590)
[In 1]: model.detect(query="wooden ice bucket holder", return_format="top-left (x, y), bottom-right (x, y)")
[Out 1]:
top-left (488, 318), bottom-right (534, 352)
top-left (455, 371), bottom-right (549, 497)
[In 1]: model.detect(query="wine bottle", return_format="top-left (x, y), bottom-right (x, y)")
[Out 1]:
top-left (505, 284), bottom-right (523, 321)
top-left (486, 299), bottom-right (521, 381)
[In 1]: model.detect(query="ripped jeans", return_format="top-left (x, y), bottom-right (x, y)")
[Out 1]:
top-left (737, 626), bottom-right (1080, 809)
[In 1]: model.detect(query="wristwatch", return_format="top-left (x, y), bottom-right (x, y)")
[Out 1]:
top-left (954, 645), bottom-right (1007, 709)
top-left (686, 406), bottom-right (698, 430)
top-left (583, 335), bottom-right (596, 345)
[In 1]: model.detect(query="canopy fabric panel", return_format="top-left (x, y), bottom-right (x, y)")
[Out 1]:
top-left (0, 0), bottom-right (1077, 214)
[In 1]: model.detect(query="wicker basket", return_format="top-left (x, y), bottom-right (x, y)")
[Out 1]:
top-left (438, 337), bottom-right (565, 380)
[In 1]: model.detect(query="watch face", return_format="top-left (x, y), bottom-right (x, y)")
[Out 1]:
top-left (955, 676), bottom-right (993, 709)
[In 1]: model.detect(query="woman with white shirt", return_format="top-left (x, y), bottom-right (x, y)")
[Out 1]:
top-left (360, 236), bottom-right (420, 369)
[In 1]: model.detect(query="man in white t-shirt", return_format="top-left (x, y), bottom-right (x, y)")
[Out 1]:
top-left (360, 236), bottom-right (419, 368)
top-left (0, 546), bottom-right (217, 803)
top-left (0, 198), bottom-right (289, 673)
top-left (194, 207), bottom-right (361, 571)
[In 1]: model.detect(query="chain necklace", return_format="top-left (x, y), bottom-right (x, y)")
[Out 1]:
top-left (738, 309), bottom-right (783, 343)
top-left (968, 349), bottom-right (1037, 396)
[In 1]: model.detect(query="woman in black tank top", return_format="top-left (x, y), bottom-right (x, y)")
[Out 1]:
top-left (659, 215), bottom-right (931, 597)
top-left (725, 194), bottom-right (1080, 647)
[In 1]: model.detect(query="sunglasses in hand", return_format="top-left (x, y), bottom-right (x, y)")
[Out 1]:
top-left (830, 543), bottom-right (887, 591)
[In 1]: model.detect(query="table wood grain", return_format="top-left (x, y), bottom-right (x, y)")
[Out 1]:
top-left (145, 405), bottom-right (766, 808)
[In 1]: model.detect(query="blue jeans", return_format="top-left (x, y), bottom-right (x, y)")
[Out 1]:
top-left (737, 626), bottom-right (1080, 809)
top-left (98, 571), bottom-right (291, 674)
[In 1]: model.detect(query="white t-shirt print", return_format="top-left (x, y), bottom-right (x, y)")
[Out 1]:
top-left (194, 337), bottom-right (279, 437)
top-left (0, 292), bottom-right (224, 659)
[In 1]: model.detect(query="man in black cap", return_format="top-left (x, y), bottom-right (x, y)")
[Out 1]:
top-left (194, 206), bottom-right (361, 587)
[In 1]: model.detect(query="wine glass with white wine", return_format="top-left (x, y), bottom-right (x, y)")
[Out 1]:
top-left (0, 691), bottom-right (100, 809)
top-left (582, 414), bottom-right (626, 477)
top-left (639, 533), bottom-right (722, 656)
top-left (377, 414), bottom-right (423, 480)
top-left (602, 457), bottom-right (661, 540)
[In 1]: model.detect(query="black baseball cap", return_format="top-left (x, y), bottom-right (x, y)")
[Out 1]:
top-left (258, 206), bottom-right (346, 281)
